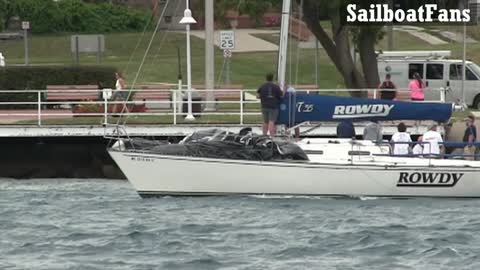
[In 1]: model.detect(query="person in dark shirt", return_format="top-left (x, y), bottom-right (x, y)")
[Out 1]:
top-left (463, 115), bottom-right (477, 160)
top-left (378, 74), bottom-right (397, 100)
top-left (257, 73), bottom-right (283, 136)
top-left (337, 121), bottom-right (356, 139)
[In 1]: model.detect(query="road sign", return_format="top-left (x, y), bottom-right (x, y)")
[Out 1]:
top-left (22, 21), bottom-right (30, 30)
top-left (219, 31), bottom-right (235, 50)
top-left (223, 49), bottom-right (232, 58)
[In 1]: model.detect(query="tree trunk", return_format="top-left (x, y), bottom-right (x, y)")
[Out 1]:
top-left (302, 1), bottom-right (366, 95)
top-left (358, 28), bottom-right (381, 89)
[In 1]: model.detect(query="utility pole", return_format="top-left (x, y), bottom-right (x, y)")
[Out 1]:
top-left (387, 0), bottom-right (393, 51)
top-left (204, 0), bottom-right (216, 111)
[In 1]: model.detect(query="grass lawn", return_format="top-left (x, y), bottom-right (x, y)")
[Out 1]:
top-left (0, 31), bottom-right (343, 89)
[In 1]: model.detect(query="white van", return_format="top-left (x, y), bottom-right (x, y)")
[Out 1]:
top-left (377, 51), bottom-right (480, 109)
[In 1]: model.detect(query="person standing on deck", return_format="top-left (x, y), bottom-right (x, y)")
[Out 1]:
top-left (257, 73), bottom-right (283, 136)
top-left (463, 115), bottom-right (477, 160)
top-left (409, 72), bottom-right (425, 101)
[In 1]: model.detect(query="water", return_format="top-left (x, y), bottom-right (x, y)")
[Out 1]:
top-left (1, 179), bottom-right (480, 270)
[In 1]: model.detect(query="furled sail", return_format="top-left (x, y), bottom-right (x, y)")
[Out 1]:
top-left (277, 93), bottom-right (453, 125)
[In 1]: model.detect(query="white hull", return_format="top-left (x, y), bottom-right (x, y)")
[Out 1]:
top-left (109, 149), bottom-right (480, 198)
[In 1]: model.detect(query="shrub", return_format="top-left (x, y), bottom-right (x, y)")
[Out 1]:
top-left (0, 65), bottom-right (116, 108)
top-left (2, 0), bottom-right (151, 34)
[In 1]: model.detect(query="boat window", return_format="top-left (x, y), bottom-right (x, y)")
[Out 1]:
top-left (304, 150), bottom-right (324, 155)
top-left (449, 64), bottom-right (479, 80)
top-left (408, 63), bottom-right (424, 79)
top-left (426, 64), bottom-right (444, 80)
top-left (348, 151), bottom-right (370, 156)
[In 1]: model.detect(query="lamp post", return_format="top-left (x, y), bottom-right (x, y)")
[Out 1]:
top-left (179, 1), bottom-right (197, 121)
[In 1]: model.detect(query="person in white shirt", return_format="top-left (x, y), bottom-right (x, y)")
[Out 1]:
top-left (422, 125), bottom-right (443, 157)
top-left (391, 122), bottom-right (412, 156)
top-left (0, 52), bottom-right (5, 67)
top-left (412, 136), bottom-right (423, 157)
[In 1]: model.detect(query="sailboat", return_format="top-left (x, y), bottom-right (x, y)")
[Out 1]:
top-left (108, 0), bottom-right (480, 198)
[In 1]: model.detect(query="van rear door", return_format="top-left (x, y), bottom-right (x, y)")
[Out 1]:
top-left (424, 63), bottom-right (446, 102)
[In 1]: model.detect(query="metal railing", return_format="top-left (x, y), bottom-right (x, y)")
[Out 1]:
top-left (0, 88), bottom-right (452, 126)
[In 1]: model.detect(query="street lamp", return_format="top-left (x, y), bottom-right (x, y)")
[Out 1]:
top-left (179, 1), bottom-right (197, 121)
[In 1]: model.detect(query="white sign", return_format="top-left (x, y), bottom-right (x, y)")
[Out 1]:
top-left (70, 35), bottom-right (105, 53)
top-left (219, 31), bottom-right (235, 49)
top-left (22, 21), bottom-right (30, 30)
top-left (223, 49), bottom-right (232, 58)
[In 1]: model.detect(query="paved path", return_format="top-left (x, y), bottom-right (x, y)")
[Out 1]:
top-left (437, 31), bottom-right (478, 43)
top-left (394, 26), bottom-right (448, 45)
top-left (0, 109), bottom-right (72, 124)
top-left (190, 29), bottom-right (279, 53)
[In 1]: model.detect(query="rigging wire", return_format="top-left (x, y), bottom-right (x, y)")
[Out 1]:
top-left (122, 0), bottom-right (161, 76)
top-left (115, 0), bottom-right (172, 126)
top-left (205, 0), bottom-right (243, 125)
top-left (149, 0), bottom-right (183, 67)
top-left (294, 1), bottom-right (303, 86)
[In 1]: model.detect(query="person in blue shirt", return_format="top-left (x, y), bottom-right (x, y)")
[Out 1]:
top-left (337, 120), bottom-right (356, 139)
top-left (257, 73), bottom-right (283, 136)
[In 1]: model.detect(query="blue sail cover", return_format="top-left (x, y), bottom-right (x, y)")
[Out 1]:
top-left (277, 94), bottom-right (453, 125)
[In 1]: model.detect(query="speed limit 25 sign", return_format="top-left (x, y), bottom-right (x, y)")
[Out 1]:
top-left (219, 31), bottom-right (235, 50)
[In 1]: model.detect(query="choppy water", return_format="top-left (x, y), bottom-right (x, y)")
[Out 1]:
top-left (1, 179), bottom-right (480, 270)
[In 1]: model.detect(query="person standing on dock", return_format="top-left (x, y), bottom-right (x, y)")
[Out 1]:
top-left (0, 52), bottom-right (5, 67)
top-left (257, 73), bottom-right (283, 136)
top-left (112, 72), bottom-right (128, 114)
top-left (409, 72), bottom-right (425, 101)
top-left (378, 74), bottom-right (397, 100)
top-left (463, 115), bottom-right (477, 160)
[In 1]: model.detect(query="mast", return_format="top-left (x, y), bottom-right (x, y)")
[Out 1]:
top-left (277, 0), bottom-right (292, 90)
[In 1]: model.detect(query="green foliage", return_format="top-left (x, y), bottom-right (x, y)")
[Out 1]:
top-left (1, 0), bottom-right (151, 33)
top-left (0, 66), bottom-right (116, 108)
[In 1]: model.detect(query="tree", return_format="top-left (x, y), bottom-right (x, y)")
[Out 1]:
top-left (301, 0), bottom-right (385, 95)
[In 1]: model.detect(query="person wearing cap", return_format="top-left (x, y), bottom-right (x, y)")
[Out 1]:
top-left (422, 124), bottom-right (443, 157)
top-left (463, 115), bottom-right (477, 160)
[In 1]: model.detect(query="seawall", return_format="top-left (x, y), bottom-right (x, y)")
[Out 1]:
top-left (1, 137), bottom-right (126, 179)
